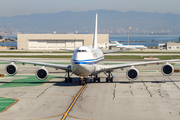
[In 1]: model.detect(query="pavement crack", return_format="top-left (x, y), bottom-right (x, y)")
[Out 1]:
top-left (168, 77), bottom-right (180, 90)
top-left (130, 90), bottom-right (134, 96)
top-left (142, 79), bottom-right (152, 97)
top-left (113, 89), bottom-right (115, 100)
top-left (114, 83), bottom-right (116, 88)
top-left (113, 83), bottom-right (116, 100)
top-left (37, 86), bottom-right (52, 98)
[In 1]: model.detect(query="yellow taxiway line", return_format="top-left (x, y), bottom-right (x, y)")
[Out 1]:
top-left (61, 84), bottom-right (87, 120)
top-left (26, 84), bottom-right (87, 120)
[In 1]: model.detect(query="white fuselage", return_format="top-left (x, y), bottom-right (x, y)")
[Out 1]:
top-left (116, 44), bottom-right (147, 49)
top-left (71, 46), bottom-right (104, 77)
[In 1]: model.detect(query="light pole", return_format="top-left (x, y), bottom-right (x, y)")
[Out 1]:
top-left (127, 26), bottom-right (132, 46)
top-left (4, 26), bottom-right (6, 48)
top-left (127, 26), bottom-right (129, 46)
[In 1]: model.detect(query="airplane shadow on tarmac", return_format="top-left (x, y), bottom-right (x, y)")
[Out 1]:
top-left (52, 77), bottom-right (180, 87)
top-left (0, 76), bottom-right (180, 87)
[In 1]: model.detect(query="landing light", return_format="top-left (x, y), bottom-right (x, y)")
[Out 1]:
top-left (174, 69), bottom-right (180, 73)
top-left (0, 74), bottom-right (4, 77)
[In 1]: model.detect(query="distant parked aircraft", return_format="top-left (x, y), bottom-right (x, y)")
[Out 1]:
top-left (114, 41), bottom-right (147, 50)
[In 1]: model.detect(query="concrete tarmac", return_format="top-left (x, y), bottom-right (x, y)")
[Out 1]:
top-left (0, 59), bottom-right (180, 120)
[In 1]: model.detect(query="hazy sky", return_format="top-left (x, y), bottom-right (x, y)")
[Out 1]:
top-left (0, 0), bottom-right (180, 17)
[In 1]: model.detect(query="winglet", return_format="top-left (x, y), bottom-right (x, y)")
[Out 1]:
top-left (92, 14), bottom-right (98, 49)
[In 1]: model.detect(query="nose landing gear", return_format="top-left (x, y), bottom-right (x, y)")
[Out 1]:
top-left (79, 76), bottom-right (87, 85)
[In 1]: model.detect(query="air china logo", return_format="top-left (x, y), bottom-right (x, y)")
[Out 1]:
top-left (92, 53), bottom-right (95, 58)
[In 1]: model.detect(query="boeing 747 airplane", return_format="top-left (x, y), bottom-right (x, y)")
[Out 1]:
top-left (0, 14), bottom-right (179, 85)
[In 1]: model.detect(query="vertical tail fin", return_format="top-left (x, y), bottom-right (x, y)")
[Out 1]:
top-left (92, 14), bottom-right (98, 49)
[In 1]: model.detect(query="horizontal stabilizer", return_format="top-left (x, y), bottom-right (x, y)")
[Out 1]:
top-left (103, 48), bottom-right (135, 54)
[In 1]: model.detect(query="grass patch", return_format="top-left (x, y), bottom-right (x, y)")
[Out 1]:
top-left (0, 51), bottom-right (73, 53)
top-left (105, 55), bottom-right (180, 60)
top-left (0, 55), bottom-right (72, 58)
top-left (111, 51), bottom-right (180, 54)
top-left (0, 97), bottom-right (17, 112)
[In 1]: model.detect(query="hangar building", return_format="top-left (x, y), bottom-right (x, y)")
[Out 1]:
top-left (166, 42), bottom-right (180, 50)
top-left (17, 34), bottom-right (109, 50)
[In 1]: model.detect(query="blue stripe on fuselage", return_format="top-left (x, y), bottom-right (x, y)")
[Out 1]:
top-left (72, 56), bottom-right (104, 65)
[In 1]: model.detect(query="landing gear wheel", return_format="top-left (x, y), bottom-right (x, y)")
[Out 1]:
top-left (79, 79), bottom-right (82, 85)
top-left (106, 71), bottom-right (113, 83)
top-left (93, 78), bottom-right (96, 83)
top-left (65, 78), bottom-right (72, 83)
top-left (65, 78), bottom-right (68, 83)
top-left (98, 78), bottom-right (100, 82)
top-left (81, 80), bottom-right (85, 85)
top-left (93, 75), bottom-right (100, 83)
top-left (106, 78), bottom-right (113, 82)
top-left (106, 78), bottom-right (109, 82)
top-left (79, 78), bottom-right (87, 85)
top-left (69, 78), bottom-right (72, 83)
top-left (110, 78), bottom-right (113, 82)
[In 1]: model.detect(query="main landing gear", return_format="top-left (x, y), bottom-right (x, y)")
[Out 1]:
top-left (93, 75), bottom-right (100, 83)
top-left (65, 71), bottom-right (72, 83)
top-left (93, 71), bottom-right (113, 83)
top-left (106, 71), bottom-right (113, 82)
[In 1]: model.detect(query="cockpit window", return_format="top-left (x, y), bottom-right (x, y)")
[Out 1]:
top-left (78, 50), bottom-right (87, 52)
top-left (82, 50), bottom-right (87, 52)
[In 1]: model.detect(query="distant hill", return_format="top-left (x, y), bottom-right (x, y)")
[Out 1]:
top-left (1, 10), bottom-right (180, 35)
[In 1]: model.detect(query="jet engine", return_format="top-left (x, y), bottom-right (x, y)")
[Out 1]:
top-left (126, 66), bottom-right (139, 80)
top-left (35, 66), bottom-right (49, 80)
top-left (5, 62), bottom-right (18, 76)
top-left (161, 62), bottom-right (174, 76)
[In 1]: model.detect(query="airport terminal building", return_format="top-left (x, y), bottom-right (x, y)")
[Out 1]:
top-left (17, 34), bottom-right (109, 51)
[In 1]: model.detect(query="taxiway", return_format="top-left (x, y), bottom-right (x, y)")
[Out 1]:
top-left (0, 59), bottom-right (180, 120)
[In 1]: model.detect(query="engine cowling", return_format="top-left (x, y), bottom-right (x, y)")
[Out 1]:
top-left (126, 66), bottom-right (139, 80)
top-left (35, 66), bottom-right (49, 80)
top-left (5, 62), bottom-right (18, 76)
top-left (161, 62), bottom-right (174, 76)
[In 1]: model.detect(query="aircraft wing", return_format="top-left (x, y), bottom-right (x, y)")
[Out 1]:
top-left (94, 59), bottom-right (180, 74)
top-left (0, 59), bottom-right (71, 71)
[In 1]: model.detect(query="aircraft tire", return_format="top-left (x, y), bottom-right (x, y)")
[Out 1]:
top-left (106, 78), bottom-right (108, 82)
top-left (65, 78), bottom-right (68, 83)
top-left (98, 78), bottom-right (100, 82)
top-left (79, 79), bottom-right (82, 85)
top-left (110, 78), bottom-right (113, 82)
top-left (93, 78), bottom-right (96, 83)
top-left (69, 78), bottom-right (72, 83)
